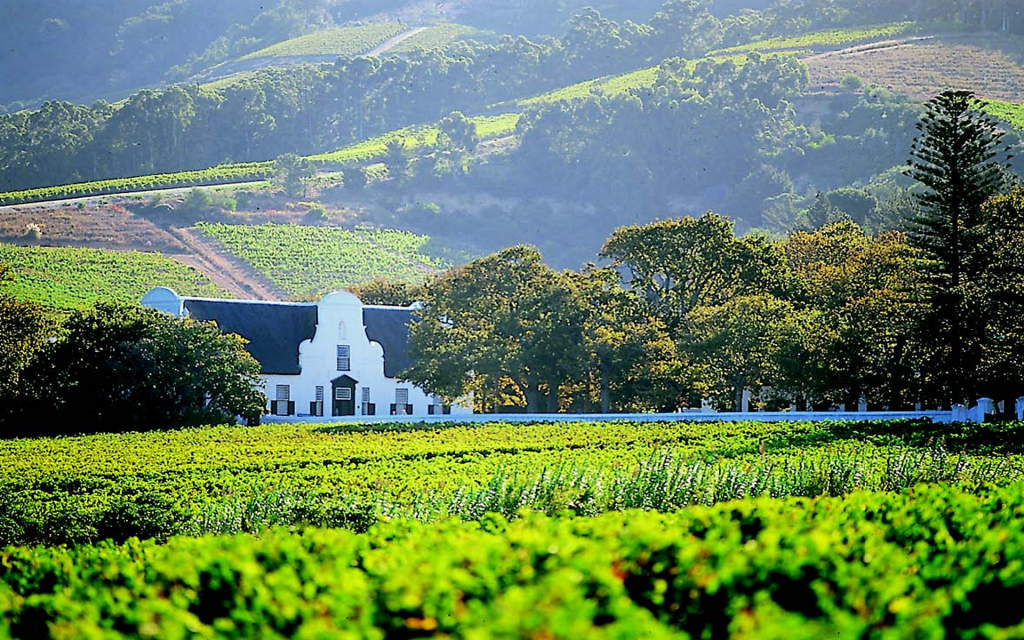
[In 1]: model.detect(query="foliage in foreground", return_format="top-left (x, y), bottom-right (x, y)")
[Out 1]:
top-left (4, 483), bottom-right (1024, 638)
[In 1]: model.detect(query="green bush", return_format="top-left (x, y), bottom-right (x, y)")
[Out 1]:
top-left (93, 493), bottom-right (182, 543)
top-left (840, 74), bottom-right (865, 91)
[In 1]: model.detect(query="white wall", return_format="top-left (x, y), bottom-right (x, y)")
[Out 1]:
top-left (264, 292), bottom-right (471, 417)
top-left (263, 409), bottom-right (956, 425)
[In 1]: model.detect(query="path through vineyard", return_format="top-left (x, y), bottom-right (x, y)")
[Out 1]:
top-left (169, 227), bottom-right (285, 300)
top-left (367, 27), bottom-right (429, 56)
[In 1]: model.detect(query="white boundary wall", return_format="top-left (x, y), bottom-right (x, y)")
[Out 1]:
top-left (263, 409), bottom-right (956, 426)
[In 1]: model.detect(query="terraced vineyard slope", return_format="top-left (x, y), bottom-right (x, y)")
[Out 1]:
top-left (0, 244), bottom-right (228, 309)
top-left (195, 222), bottom-right (449, 296)
top-left (239, 23), bottom-right (408, 61)
top-left (386, 24), bottom-right (486, 53)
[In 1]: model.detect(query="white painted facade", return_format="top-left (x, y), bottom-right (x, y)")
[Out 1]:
top-left (265, 291), bottom-right (467, 418)
top-left (142, 288), bottom-right (472, 419)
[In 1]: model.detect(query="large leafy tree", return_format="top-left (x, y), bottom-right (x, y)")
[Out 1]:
top-left (975, 186), bottom-right (1024, 406)
top-left (383, 139), bottom-right (412, 187)
top-left (14, 303), bottom-right (264, 435)
top-left (404, 246), bottom-right (588, 413)
top-left (782, 221), bottom-right (924, 408)
top-left (906, 89), bottom-right (1012, 403)
top-left (683, 294), bottom-right (800, 411)
top-left (601, 212), bottom-right (789, 335)
top-left (272, 152), bottom-right (315, 198)
top-left (600, 213), bottom-right (748, 333)
top-left (568, 267), bottom-right (680, 413)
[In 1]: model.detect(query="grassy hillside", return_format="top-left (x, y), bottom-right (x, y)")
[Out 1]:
top-left (387, 24), bottom-right (488, 52)
top-left (196, 222), bottom-right (448, 296)
top-left (715, 22), bottom-right (922, 54)
top-left (0, 244), bottom-right (228, 309)
top-left (239, 23), bottom-right (409, 60)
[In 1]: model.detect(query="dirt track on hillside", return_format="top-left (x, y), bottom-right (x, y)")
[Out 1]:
top-left (367, 26), bottom-right (429, 56)
top-left (801, 36), bottom-right (937, 62)
top-left (802, 33), bottom-right (1024, 102)
top-left (168, 227), bottom-right (285, 301)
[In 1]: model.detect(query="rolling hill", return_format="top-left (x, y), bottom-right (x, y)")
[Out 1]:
top-left (0, 244), bottom-right (228, 310)
top-left (3, 17), bottom-right (1024, 305)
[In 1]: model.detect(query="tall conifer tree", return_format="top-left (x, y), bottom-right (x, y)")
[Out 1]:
top-left (906, 90), bottom-right (1011, 404)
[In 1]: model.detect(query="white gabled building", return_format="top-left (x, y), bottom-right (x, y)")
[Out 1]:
top-left (142, 288), bottom-right (472, 418)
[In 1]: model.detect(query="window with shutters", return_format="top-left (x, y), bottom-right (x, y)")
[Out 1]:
top-left (275, 385), bottom-right (290, 416)
top-left (336, 345), bottom-right (350, 371)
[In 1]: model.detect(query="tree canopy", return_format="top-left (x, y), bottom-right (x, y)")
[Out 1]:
top-left (7, 302), bottom-right (265, 435)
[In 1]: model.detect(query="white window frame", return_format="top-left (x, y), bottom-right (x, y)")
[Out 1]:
top-left (314, 386), bottom-right (324, 416)
top-left (336, 345), bottom-right (351, 371)
top-left (275, 385), bottom-right (290, 416)
top-left (336, 387), bottom-right (352, 401)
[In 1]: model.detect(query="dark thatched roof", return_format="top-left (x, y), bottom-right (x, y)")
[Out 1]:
top-left (363, 306), bottom-right (415, 379)
top-left (184, 299), bottom-right (317, 375)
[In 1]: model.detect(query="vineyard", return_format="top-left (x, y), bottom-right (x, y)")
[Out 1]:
top-left (309, 113), bottom-right (519, 167)
top-left (985, 99), bottom-right (1024, 130)
top-left (518, 54), bottom-right (774, 106)
top-left (386, 24), bottom-right (486, 53)
top-left (715, 21), bottom-right (921, 54)
top-left (0, 163), bottom-right (271, 207)
top-left (0, 110), bottom-right (520, 206)
top-left (2, 418), bottom-right (1024, 636)
top-left (0, 244), bottom-right (227, 309)
top-left (239, 23), bottom-right (408, 60)
top-left (2, 418), bottom-right (1023, 543)
top-left (195, 222), bottom-right (449, 295)
top-left (307, 126), bottom-right (440, 166)
top-left (519, 65), bottom-right (663, 106)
